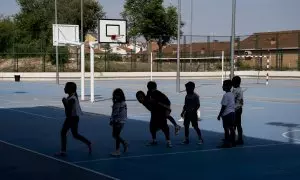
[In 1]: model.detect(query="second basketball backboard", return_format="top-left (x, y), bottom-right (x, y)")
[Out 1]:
top-left (98, 19), bottom-right (127, 44)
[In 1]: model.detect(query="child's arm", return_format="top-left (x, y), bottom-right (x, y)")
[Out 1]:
top-left (64, 98), bottom-right (75, 117)
top-left (110, 103), bottom-right (121, 124)
top-left (217, 105), bottom-right (226, 120)
top-left (181, 97), bottom-right (187, 117)
top-left (218, 94), bottom-right (227, 120)
top-left (142, 98), bottom-right (152, 111)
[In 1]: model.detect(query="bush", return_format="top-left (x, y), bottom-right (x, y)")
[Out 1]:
top-left (107, 53), bottom-right (122, 61)
top-left (49, 47), bottom-right (69, 65)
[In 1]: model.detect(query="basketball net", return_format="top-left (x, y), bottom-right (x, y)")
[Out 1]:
top-left (111, 35), bottom-right (124, 42)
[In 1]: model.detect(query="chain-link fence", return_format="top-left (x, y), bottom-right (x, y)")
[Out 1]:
top-left (1, 31), bottom-right (300, 72)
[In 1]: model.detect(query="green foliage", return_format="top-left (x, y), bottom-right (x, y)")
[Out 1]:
top-left (0, 16), bottom-right (15, 54)
top-left (107, 53), bottom-right (123, 62)
top-left (122, 0), bottom-right (184, 53)
top-left (49, 46), bottom-right (69, 65)
top-left (0, 0), bottom-right (106, 62)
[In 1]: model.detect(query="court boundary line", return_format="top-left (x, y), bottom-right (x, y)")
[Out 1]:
top-left (72, 142), bottom-right (290, 164)
top-left (0, 107), bottom-right (59, 120)
top-left (0, 139), bottom-right (120, 180)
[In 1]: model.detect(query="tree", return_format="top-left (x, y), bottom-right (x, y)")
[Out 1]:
top-left (0, 16), bottom-right (15, 54)
top-left (121, 0), bottom-right (184, 54)
top-left (15, 0), bottom-right (105, 54)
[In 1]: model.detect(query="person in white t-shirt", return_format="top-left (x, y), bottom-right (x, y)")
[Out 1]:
top-left (55, 82), bottom-right (92, 157)
top-left (217, 80), bottom-right (236, 148)
top-left (232, 76), bottom-right (244, 145)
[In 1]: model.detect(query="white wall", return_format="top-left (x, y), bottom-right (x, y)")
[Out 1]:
top-left (1, 71), bottom-right (300, 81)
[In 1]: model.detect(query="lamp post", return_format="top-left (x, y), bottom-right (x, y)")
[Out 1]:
top-left (189, 0), bottom-right (193, 72)
top-left (81, 0), bottom-right (83, 42)
top-left (176, 0), bottom-right (181, 92)
top-left (55, 0), bottom-right (59, 84)
top-left (230, 0), bottom-right (236, 79)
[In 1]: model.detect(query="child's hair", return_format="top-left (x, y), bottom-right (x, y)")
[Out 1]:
top-left (66, 82), bottom-right (78, 98)
top-left (185, 81), bottom-right (195, 89)
top-left (232, 76), bottom-right (241, 87)
top-left (147, 81), bottom-right (157, 91)
top-left (136, 90), bottom-right (145, 98)
top-left (223, 79), bottom-right (232, 89)
top-left (112, 88), bottom-right (126, 102)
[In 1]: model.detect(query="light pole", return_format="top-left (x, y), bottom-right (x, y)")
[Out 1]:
top-left (176, 0), bottom-right (181, 93)
top-left (55, 0), bottom-right (59, 84)
top-left (81, 0), bottom-right (83, 42)
top-left (230, 0), bottom-right (236, 79)
top-left (189, 0), bottom-right (193, 71)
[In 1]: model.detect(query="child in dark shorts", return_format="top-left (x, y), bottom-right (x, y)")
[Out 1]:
top-left (217, 80), bottom-right (236, 148)
top-left (181, 81), bottom-right (204, 145)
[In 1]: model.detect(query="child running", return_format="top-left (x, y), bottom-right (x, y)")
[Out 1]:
top-left (232, 76), bottom-right (244, 145)
top-left (217, 80), bottom-right (236, 148)
top-left (56, 82), bottom-right (91, 156)
top-left (180, 81), bottom-right (204, 145)
top-left (110, 88), bottom-right (128, 156)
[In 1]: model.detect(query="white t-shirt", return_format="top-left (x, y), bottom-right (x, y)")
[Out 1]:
top-left (221, 92), bottom-right (235, 117)
top-left (67, 94), bottom-right (83, 117)
top-left (232, 87), bottom-right (243, 109)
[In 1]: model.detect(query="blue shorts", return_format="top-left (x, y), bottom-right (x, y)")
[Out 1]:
top-left (222, 112), bottom-right (235, 129)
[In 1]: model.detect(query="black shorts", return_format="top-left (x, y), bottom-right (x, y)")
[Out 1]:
top-left (222, 112), bottom-right (235, 129)
top-left (150, 114), bottom-right (168, 130)
top-left (184, 113), bottom-right (198, 127)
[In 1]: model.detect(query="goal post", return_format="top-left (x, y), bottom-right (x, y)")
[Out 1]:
top-left (153, 51), bottom-right (225, 89)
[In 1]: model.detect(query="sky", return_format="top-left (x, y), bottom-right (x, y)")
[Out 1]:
top-left (1, 0), bottom-right (300, 36)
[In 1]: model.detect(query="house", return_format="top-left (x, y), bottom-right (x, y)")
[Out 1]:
top-left (236, 30), bottom-right (300, 69)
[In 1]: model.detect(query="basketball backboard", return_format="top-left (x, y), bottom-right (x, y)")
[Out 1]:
top-left (53, 24), bottom-right (80, 46)
top-left (98, 19), bottom-right (127, 44)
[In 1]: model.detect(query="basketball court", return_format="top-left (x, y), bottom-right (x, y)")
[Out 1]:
top-left (1, 19), bottom-right (300, 180)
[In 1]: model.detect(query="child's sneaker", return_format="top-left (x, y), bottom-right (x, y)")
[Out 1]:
top-left (197, 139), bottom-right (204, 145)
top-left (167, 141), bottom-right (173, 148)
top-left (123, 142), bottom-right (129, 153)
top-left (175, 125), bottom-right (181, 135)
top-left (88, 144), bottom-right (92, 155)
top-left (181, 139), bottom-right (189, 145)
top-left (111, 150), bottom-right (121, 157)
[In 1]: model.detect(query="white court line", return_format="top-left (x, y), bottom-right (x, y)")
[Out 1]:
top-left (0, 139), bottom-right (119, 180)
top-left (0, 107), bottom-right (59, 120)
top-left (282, 130), bottom-right (300, 142)
top-left (72, 143), bottom-right (290, 164)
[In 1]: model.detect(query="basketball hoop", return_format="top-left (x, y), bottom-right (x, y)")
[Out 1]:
top-left (111, 34), bottom-right (117, 40)
top-left (110, 34), bottom-right (125, 43)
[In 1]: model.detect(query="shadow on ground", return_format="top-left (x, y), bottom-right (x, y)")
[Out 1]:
top-left (0, 106), bottom-right (300, 180)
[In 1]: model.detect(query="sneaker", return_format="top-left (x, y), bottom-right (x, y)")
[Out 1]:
top-left (175, 125), bottom-right (181, 136)
top-left (88, 144), bottom-right (92, 155)
top-left (111, 150), bottom-right (121, 157)
top-left (123, 142), bottom-right (129, 153)
top-left (147, 140), bottom-right (158, 146)
top-left (197, 139), bottom-right (204, 145)
top-left (181, 139), bottom-right (189, 145)
top-left (55, 151), bottom-right (67, 157)
top-left (167, 141), bottom-right (173, 148)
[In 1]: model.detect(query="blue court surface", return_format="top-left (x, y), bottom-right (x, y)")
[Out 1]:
top-left (0, 78), bottom-right (300, 180)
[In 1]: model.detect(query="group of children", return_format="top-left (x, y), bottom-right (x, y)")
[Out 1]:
top-left (55, 76), bottom-right (244, 157)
